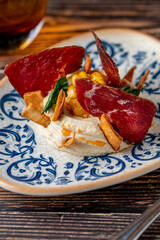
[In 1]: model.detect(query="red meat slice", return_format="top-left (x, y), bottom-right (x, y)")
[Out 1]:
top-left (5, 46), bottom-right (85, 97)
top-left (91, 29), bottom-right (121, 88)
top-left (76, 79), bottom-right (157, 143)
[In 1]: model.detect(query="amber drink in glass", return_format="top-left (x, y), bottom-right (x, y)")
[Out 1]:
top-left (0, 0), bottom-right (48, 53)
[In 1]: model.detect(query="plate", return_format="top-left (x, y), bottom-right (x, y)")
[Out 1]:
top-left (0, 28), bottom-right (160, 196)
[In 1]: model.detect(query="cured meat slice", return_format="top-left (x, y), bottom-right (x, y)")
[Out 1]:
top-left (91, 30), bottom-right (121, 88)
top-left (76, 79), bottom-right (157, 143)
top-left (5, 46), bottom-right (85, 97)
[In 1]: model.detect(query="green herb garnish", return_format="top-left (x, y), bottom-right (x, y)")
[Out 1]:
top-left (120, 86), bottom-right (142, 96)
top-left (80, 59), bottom-right (83, 68)
top-left (42, 77), bottom-right (68, 114)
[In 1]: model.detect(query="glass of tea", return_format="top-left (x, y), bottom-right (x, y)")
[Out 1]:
top-left (0, 0), bottom-right (48, 53)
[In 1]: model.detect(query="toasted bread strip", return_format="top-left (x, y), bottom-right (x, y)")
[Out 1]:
top-left (120, 78), bottom-right (134, 88)
top-left (51, 89), bottom-right (65, 122)
top-left (23, 90), bottom-right (44, 111)
top-left (69, 99), bottom-right (89, 118)
top-left (99, 114), bottom-right (123, 151)
top-left (121, 66), bottom-right (136, 87)
top-left (58, 132), bottom-right (75, 148)
top-left (123, 66), bottom-right (136, 82)
top-left (22, 103), bottom-right (51, 127)
top-left (137, 70), bottom-right (150, 89)
top-left (83, 55), bottom-right (92, 74)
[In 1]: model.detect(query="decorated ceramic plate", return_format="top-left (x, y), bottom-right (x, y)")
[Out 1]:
top-left (0, 28), bottom-right (160, 196)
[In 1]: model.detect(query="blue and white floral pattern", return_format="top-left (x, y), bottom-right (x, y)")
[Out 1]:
top-left (7, 155), bottom-right (57, 185)
top-left (75, 156), bottom-right (126, 181)
top-left (0, 90), bottom-right (27, 121)
top-left (0, 31), bottom-right (160, 192)
top-left (0, 123), bottom-right (36, 165)
top-left (131, 133), bottom-right (160, 161)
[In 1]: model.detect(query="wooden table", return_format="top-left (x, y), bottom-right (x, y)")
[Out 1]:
top-left (0, 0), bottom-right (159, 239)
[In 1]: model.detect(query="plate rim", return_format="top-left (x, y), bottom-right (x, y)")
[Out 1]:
top-left (0, 154), bottom-right (159, 196)
top-left (0, 28), bottom-right (160, 196)
top-left (52, 27), bottom-right (160, 47)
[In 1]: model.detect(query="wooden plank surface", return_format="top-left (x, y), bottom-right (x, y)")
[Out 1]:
top-left (0, 212), bottom-right (159, 240)
top-left (0, 169), bottom-right (159, 239)
top-left (0, 169), bottom-right (159, 213)
top-left (0, 0), bottom-right (160, 239)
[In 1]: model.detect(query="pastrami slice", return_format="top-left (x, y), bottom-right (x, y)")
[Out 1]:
top-left (76, 78), bottom-right (157, 143)
top-left (90, 29), bottom-right (121, 88)
top-left (5, 46), bottom-right (85, 97)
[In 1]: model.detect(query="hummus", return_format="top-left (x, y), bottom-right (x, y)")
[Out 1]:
top-left (39, 110), bottom-right (130, 156)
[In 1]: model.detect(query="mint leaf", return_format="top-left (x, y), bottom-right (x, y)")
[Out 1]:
top-left (120, 86), bottom-right (142, 96)
top-left (80, 59), bottom-right (83, 68)
top-left (42, 77), bottom-right (68, 114)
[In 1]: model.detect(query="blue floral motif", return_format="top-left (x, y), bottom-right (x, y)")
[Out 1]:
top-left (55, 177), bottom-right (73, 185)
top-left (132, 51), bottom-right (147, 64)
top-left (65, 162), bottom-right (74, 169)
top-left (0, 158), bottom-right (9, 166)
top-left (7, 155), bottom-right (57, 185)
top-left (0, 92), bottom-right (26, 121)
top-left (155, 103), bottom-right (160, 119)
top-left (0, 124), bottom-right (36, 163)
top-left (54, 162), bottom-right (74, 185)
top-left (131, 133), bottom-right (160, 161)
top-left (123, 155), bottom-right (143, 168)
top-left (0, 113), bottom-right (4, 120)
top-left (75, 155), bottom-right (125, 181)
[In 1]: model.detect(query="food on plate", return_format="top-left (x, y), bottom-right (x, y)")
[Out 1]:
top-left (59, 132), bottom-right (75, 148)
top-left (51, 89), bottom-right (66, 122)
top-left (5, 46), bottom-right (85, 97)
top-left (76, 78), bottom-right (156, 144)
top-left (5, 31), bottom-right (157, 156)
top-left (90, 29), bottom-right (121, 88)
top-left (99, 114), bottom-right (123, 151)
top-left (22, 90), bottom-right (51, 127)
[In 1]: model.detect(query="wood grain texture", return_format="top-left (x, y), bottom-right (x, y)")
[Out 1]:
top-left (0, 0), bottom-right (159, 239)
top-left (0, 169), bottom-right (159, 213)
top-left (0, 212), bottom-right (159, 240)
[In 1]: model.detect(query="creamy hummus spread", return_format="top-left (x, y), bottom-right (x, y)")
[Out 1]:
top-left (39, 113), bottom-right (129, 156)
